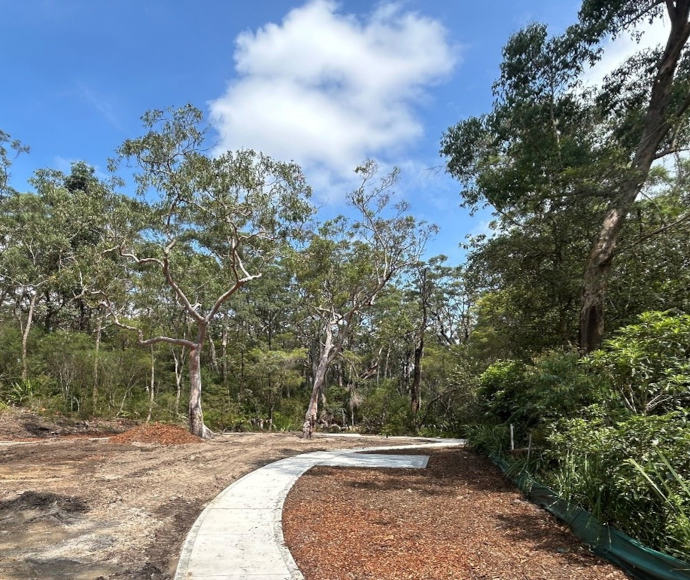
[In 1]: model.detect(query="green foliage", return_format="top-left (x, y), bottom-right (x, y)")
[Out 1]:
top-left (5, 380), bottom-right (35, 406)
top-left (359, 380), bottom-right (413, 435)
top-left (589, 311), bottom-right (690, 415)
top-left (0, 130), bottom-right (28, 196)
top-left (547, 412), bottom-right (690, 557)
top-left (478, 351), bottom-right (602, 432)
top-left (478, 360), bottom-right (529, 423)
top-left (471, 312), bottom-right (690, 555)
top-left (465, 423), bottom-right (510, 456)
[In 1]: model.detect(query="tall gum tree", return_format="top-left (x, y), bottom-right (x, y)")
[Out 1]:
top-left (0, 162), bottom-right (117, 382)
top-left (295, 162), bottom-right (434, 438)
top-left (442, 1), bottom-right (690, 353)
top-left (104, 106), bottom-right (312, 438)
top-left (574, 0), bottom-right (690, 351)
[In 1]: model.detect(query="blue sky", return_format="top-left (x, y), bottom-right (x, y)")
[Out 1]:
top-left (0, 1), bottom-right (603, 263)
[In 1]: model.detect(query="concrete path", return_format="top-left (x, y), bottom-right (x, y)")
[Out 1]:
top-left (175, 438), bottom-right (464, 580)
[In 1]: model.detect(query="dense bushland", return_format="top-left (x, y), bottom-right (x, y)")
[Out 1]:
top-left (469, 312), bottom-right (690, 557)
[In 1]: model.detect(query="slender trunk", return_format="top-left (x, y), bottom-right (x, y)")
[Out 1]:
top-left (302, 321), bottom-right (336, 438)
top-left (221, 324), bottom-right (228, 387)
top-left (348, 381), bottom-right (356, 427)
top-left (21, 292), bottom-right (38, 382)
top-left (188, 346), bottom-right (204, 437)
top-left (188, 325), bottom-right (212, 438)
top-left (410, 334), bottom-right (424, 419)
top-left (173, 347), bottom-right (185, 415)
top-left (411, 279), bottom-right (429, 420)
top-left (579, 6), bottom-right (690, 352)
top-left (92, 316), bottom-right (102, 412)
top-left (403, 347), bottom-right (413, 390)
top-left (146, 346), bottom-right (155, 423)
top-left (208, 334), bottom-right (218, 372)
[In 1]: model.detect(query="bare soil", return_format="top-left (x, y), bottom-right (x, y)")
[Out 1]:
top-left (0, 410), bottom-right (415, 579)
top-left (283, 448), bottom-right (627, 580)
top-left (0, 408), bottom-right (133, 440)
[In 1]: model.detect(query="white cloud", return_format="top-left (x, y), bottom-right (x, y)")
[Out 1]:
top-left (581, 13), bottom-right (669, 87)
top-left (209, 1), bottom-right (457, 196)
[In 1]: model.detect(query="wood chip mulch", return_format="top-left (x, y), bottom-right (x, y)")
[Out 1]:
top-left (108, 423), bottom-right (202, 445)
top-left (283, 448), bottom-right (627, 580)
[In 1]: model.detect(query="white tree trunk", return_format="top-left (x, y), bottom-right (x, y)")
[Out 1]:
top-left (302, 322), bottom-right (336, 438)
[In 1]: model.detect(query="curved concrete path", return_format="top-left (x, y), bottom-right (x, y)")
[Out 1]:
top-left (175, 438), bottom-right (464, 580)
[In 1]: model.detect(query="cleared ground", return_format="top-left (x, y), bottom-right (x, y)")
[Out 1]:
top-left (0, 410), bottom-right (413, 579)
top-left (2, 410), bottom-right (625, 579)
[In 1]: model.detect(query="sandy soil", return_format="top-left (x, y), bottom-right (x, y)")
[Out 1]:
top-left (284, 448), bottom-right (627, 580)
top-left (0, 410), bottom-right (415, 579)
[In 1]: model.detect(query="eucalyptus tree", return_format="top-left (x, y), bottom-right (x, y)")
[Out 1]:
top-left (0, 130), bottom-right (28, 197)
top-left (0, 162), bottom-right (116, 381)
top-left (406, 256), bottom-right (470, 422)
top-left (295, 162), bottom-right (434, 438)
top-left (442, 22), bottom-right (609, 354)
top-left (0, 191), bottom-right (59, 381)
top-left (442, 1), bottom-right (690, 353)
top-left (104, 106), bottom-right (311, 438)
top-left (573, 0), bottom-right (690, 351)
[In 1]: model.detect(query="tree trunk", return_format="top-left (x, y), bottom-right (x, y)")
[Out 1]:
top-left (173, 347), bottom-right (185, 415)
top-left (410, 334), bottom-right (424, 419)
top-left (579, 5), bottom-right (690, 352)
top-left (383, 345), bottom-right (390, 380)
top-left (188, 327), bottom-right (212, 439)
top-left (302, 321), bottom-right (336, 438)
top-left (21, 292), bottom-right (38, 382)
top-left (221, 324), bottom-right (228, 387)
top-left (208, 334), bottom-right (219, 372)
top-left (146, 346), bottom-right (155, 423)
top-left (188, 346), bottom-right (205, 437)
top-left (92, 316), bottom-right (102, 412)
top-left (411, 274), bottom-right (429, 421)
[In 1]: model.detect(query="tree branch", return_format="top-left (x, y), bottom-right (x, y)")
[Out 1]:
top-left (161, 241), bottom-right (205, 323)
top-left (105, 307), bottom-right (198, 349)
top-left (619, 211), bottom-right (690, 252)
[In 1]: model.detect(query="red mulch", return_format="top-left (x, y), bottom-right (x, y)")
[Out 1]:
top-left (283, 448), bottom-right (627, 580)
top-left (108, 423), bottom-right (202, 445)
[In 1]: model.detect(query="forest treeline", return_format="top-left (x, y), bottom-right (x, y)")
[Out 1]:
top-left (1, 0), bottom-right (689, 557)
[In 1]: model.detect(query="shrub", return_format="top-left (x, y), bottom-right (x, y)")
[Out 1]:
top-left (588, 310), bottom-right (690, 415)
top-left (546, 411), bottom-right (690, 556)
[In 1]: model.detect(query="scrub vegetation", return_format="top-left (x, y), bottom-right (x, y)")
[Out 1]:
top-left (1, 0), bottom-right (689, 560)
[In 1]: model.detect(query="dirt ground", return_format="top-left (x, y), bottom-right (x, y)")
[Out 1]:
top-left (283, 448), bottom-right (627, 580)
top-left (0, 409), bottom-right (415, 579)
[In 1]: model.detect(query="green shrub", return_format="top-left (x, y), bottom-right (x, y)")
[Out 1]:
top-left (546, 411), bottom-right (690, 556)
top-left (359, 380), bottom-right (413, 435)
top-left (478, 359), bottom-right (529, 423)
top-left (465, 423), bottom-right (510, 456)
top-left (588, 310), bottom-right (690, 415)
top-left (478, 351), bottom-right (602, 439)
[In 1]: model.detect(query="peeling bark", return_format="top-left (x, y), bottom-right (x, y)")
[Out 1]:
top-left (146, 346), bottom-right (155, 424)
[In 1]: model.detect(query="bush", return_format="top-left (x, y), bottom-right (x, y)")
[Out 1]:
top-left (588, 310), bottom-right (690, 415)
top-left (478, 351), bottom-right (603, 439)
top-left (359, 380), bottom-right (413, 435)
top-left (546, 411), bottom-right (690, 557)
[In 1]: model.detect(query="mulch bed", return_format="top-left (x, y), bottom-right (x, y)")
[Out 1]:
top-left (283, 448), bottom-right (626, 580)
top-left (108, 423), bottom-right (202, 445)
